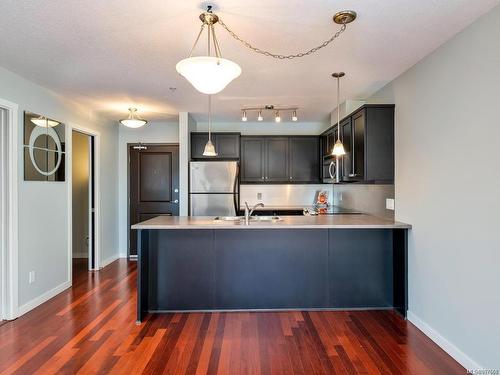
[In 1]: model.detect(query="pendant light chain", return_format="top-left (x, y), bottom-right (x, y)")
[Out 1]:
top-left (217, 18), bottom-right (347, 59)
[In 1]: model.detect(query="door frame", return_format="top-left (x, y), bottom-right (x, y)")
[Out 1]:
top-left (0, 98), bottom-right (19, 320)
top-left (68, 124), bottom-right (100, 283)
top-left (127, 143), bottom-right (179, 259)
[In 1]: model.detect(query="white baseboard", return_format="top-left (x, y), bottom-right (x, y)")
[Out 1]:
top-left (100, 254), bottom-right (119, 269)
top-left (18, 281), bottom-right (71, 317)
top-left (407, 311), bottom-right (482, 370)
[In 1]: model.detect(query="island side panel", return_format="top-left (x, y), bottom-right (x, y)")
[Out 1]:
top-left (148, 229), bottom-right (215, 311)
top-left (214, 229), bottom-right (330, 309)
top-left (393, 229), bottom-right (408, 318)
top-left (136, 229), bottom-right (149, 323)
top-left (328, 229), bottom-right (394, 309)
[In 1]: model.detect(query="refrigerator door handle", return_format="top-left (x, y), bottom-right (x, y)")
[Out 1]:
top-left (233, 163), bottom-right (239, 215)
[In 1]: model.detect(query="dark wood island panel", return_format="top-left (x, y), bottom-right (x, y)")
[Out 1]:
top-left (136, 227), bottom-right (408, 323)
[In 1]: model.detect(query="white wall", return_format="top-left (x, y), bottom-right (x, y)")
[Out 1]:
top-left (117, 121), bottom-right (179, 257)
top-left (367, 5), bottom-right (500, 369)
top-left (0, 66), bottom-right (119, 313)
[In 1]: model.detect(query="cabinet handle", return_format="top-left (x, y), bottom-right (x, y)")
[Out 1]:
top-left (261, 176), bottom-right (264, 180)
top-left (289, 176), bottom-right (293, 180)
top-left (348, 173), bottom-right (358, 178)
top-left (265, 176), bottom-right (268, 180)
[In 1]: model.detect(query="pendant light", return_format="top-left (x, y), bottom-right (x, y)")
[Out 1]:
top-left (331, 72), bottom-right (346, 156)
top-left (31, 115), bottom-right (60, 127)
top-left (203, 95), bottom-right (218, 156)
top-left (119, 108), bottom-right (148, 128)
top-left (176, 7), bottom-right (241, 95)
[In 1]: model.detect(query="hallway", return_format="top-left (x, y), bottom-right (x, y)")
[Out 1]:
top-left (0, 260), bottom-right (463, 374)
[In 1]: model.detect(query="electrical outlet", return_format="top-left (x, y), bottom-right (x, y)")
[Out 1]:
top-left (29, 271), bottom-right (35, 284)
top-left (257, 192), bottom-right (262, 200)
top-left (386, 198), bottom-right (395, 210)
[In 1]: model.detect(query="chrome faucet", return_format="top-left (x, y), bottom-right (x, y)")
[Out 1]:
top-left (244, 201), bottom-right (264, 225)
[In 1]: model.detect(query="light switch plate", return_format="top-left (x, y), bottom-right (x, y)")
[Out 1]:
top-left (386, 198), bottom-right (395, 210)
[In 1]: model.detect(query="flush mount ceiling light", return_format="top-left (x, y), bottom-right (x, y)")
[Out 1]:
top-left (203, 95), bottom-right (218, 156)
top-left (119, 108), bottom-right (148, 128)
top-left (31, 115), bottom-right (60, 127)
top-left (240, 105), bottom-right (298, 122)
top-left (177, 6), bottom-right (356, 94)
top-left (331, 72), bottom-right (346, 156)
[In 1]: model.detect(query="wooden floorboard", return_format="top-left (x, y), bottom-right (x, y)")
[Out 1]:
top-left (0, 259), bottom-right (465, 375)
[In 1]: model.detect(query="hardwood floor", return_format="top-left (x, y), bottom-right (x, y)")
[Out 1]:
top-left (0, 259), bottom-right (464, 375)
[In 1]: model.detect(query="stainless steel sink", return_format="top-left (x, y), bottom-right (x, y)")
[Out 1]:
top-left (213, 216), bottom-right (244, 221)
top-left (250, 215), bottom-right (282, 221)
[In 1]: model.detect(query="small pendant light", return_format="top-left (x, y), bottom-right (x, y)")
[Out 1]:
top-left (203, 95), bottom-right (218, 156)
top-left (331, 72), bottom-right (346, 156)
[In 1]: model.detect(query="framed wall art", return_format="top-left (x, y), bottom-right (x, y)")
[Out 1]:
top-left (23, 111), bottom-right (66, 181)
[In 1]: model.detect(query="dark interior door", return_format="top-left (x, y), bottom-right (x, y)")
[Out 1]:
top-left (129, 144), bottom-right (179, 257)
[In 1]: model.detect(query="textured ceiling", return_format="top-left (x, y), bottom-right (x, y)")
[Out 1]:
top-left (0, 0), bottom-right (499, 123)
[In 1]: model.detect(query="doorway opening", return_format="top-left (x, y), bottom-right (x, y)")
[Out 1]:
top-left (128, 144), bottom-right (179, 259)
top-left (0, 99), bottom-right (19, 321)
top-left (71, 130), bottom-right (97, 273)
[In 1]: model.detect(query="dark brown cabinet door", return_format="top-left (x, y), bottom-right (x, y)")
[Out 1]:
top-left (190, 133), bottom-right (211, 159)
top-left (215, 133), bottom-right (240, 158)
top-left (241, 137), bottom-right (265, 182)
top-left (289, 137), bottom-right (319, 182)
top-left (265, 137), bottom-right (289, 181)
top-left (129, 144), bottom-right (179, 257)
top-left (340, 118), bottom-right (352, 180)
top-left (352, 109), bottom-right (366, 181)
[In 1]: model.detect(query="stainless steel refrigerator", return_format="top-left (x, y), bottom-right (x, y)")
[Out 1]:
top-left (189, 161), bottom-right (239, 216)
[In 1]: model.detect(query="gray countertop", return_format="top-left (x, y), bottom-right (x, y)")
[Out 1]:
top-left (131, 214), bottom-right (411, 230)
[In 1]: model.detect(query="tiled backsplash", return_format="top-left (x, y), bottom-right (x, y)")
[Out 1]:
top-left (240, 184), bottom-right (333, 207)
top-left (333, 184), bottom-right (395, 219)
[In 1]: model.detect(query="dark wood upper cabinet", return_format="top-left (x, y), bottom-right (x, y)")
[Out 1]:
top-left (240, 137), bottom-right (265, 182)
top-left (335, 105), bottom-right (394, 183)
top-left (190, 132), bottom-right (240, 160)
top-left (241, 136), bottom-right (319, 183)
top-left (290, 137), bottom-right (320, 182)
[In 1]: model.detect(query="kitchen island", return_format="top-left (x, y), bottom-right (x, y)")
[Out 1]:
top-left (132, 215), bottom-right (411, 323)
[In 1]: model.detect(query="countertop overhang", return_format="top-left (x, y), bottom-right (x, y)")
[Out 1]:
top-left (131, 214), bottom-right (411, 230)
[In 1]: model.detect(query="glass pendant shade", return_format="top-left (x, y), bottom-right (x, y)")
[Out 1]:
top-left (119, 108), bottom-right (148, 128)
top-left (31, 116), bottom-right (59, 127)
top-left (203, 139), bottom-right (217, 156)
top-left (332, 139), bottom-right (346, 156)
top-left (176, 56), bottom-right (241, 95)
